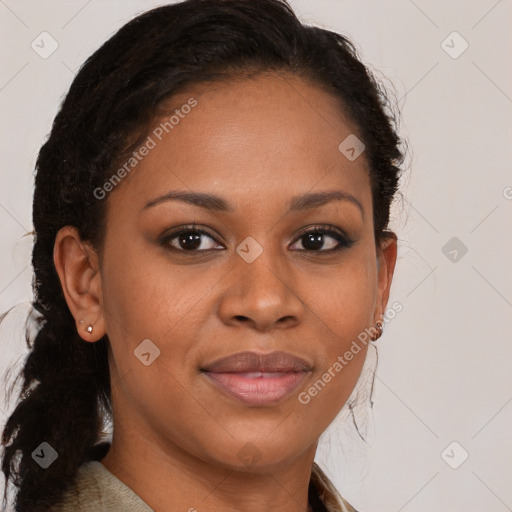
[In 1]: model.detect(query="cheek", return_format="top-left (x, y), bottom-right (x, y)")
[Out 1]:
top-left (296, 258), bottom-right (376, 412)
top-left (99, 247), bottom-right (203, 425)
top-left (305, 256), bottom-right (376, 345)
top-left (101, 242), bottom-right (200, 337)
top-left (100, 242), bottom-right (222, 385)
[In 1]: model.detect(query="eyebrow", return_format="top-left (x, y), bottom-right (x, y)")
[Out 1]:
top-left (143, 189), bottom-right (364, 219)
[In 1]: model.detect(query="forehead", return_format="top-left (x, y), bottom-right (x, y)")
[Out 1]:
top-left (106, 72), bottom-right (371, 216)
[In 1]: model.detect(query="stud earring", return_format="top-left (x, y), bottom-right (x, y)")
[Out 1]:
top-left (370, 321), bottom-right (383, 341)
top-left (86, 325), bottom-right (93, 334)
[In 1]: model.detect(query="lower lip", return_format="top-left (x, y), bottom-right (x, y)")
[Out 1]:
top-left (202, 371), bottom-right (309, 406)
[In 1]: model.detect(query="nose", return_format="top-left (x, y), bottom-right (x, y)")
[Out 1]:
top-left (217, 252), bottom-right (305, 332)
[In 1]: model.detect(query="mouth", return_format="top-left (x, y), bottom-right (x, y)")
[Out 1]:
top-left (200, 351), bottom-right (312, 406)
top-left (202, 370), bottom-right (310, 406)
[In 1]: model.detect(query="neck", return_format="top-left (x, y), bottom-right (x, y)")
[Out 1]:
top-left (101, 430), bottom-right (317, 512)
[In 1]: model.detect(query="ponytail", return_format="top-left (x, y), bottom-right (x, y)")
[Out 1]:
top-left (1, 304), bottom-right (111, 511)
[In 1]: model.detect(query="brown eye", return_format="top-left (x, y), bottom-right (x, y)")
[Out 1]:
top-left (290, 227), bottom-right (353, 252)
top-left (161, 226), bottom-right (224, 252)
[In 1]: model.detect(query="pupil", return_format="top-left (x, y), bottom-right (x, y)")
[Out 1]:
top-left (303, 233), bottom-right (323, 250)
top-left (180, 232), bottom-right (201, 250)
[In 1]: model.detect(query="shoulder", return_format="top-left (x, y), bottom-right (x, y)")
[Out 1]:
top-left (51, 461), bottom-right (153, 512)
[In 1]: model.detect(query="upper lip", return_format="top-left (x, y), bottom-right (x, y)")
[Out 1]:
top-left (201, 350), bottom-right (312, 373)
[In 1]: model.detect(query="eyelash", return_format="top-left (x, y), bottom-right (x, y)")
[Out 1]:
top-left (159, 224), bottom-right (354, 254)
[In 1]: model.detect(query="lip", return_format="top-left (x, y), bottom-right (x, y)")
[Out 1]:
top-left (201, 350), bottom-right (312, 373)
top-left (203, 370), bottom-right (310, 406)
top-left (200, 351), bottom-right (312, 406)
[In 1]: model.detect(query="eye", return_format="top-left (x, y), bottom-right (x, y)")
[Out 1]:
top-left (160, 225), bottom-right (224, 252)
top-left (289, 225), bottom-right (353, 252)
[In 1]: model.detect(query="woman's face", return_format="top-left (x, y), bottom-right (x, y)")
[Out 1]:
top-left (88, 73), bottom-right (396, 471)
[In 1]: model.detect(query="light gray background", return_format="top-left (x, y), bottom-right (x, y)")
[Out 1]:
top-left (1, 1), bottom-right (511, 511)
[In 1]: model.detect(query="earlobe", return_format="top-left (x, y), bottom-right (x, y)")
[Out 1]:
top-left (53, 226), bottom-right (105, 342)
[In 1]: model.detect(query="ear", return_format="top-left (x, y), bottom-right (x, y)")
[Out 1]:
top-left (53, 226), bottom-right (105, 342)
top-left (374, 232), bottom-right (398, 324)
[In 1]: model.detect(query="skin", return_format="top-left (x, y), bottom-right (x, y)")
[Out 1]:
top-left (54, 72), bottom-right (397, 512)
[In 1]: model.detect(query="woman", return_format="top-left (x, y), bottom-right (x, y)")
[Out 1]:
top-left (1, 0), bottom-right (404, 510)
